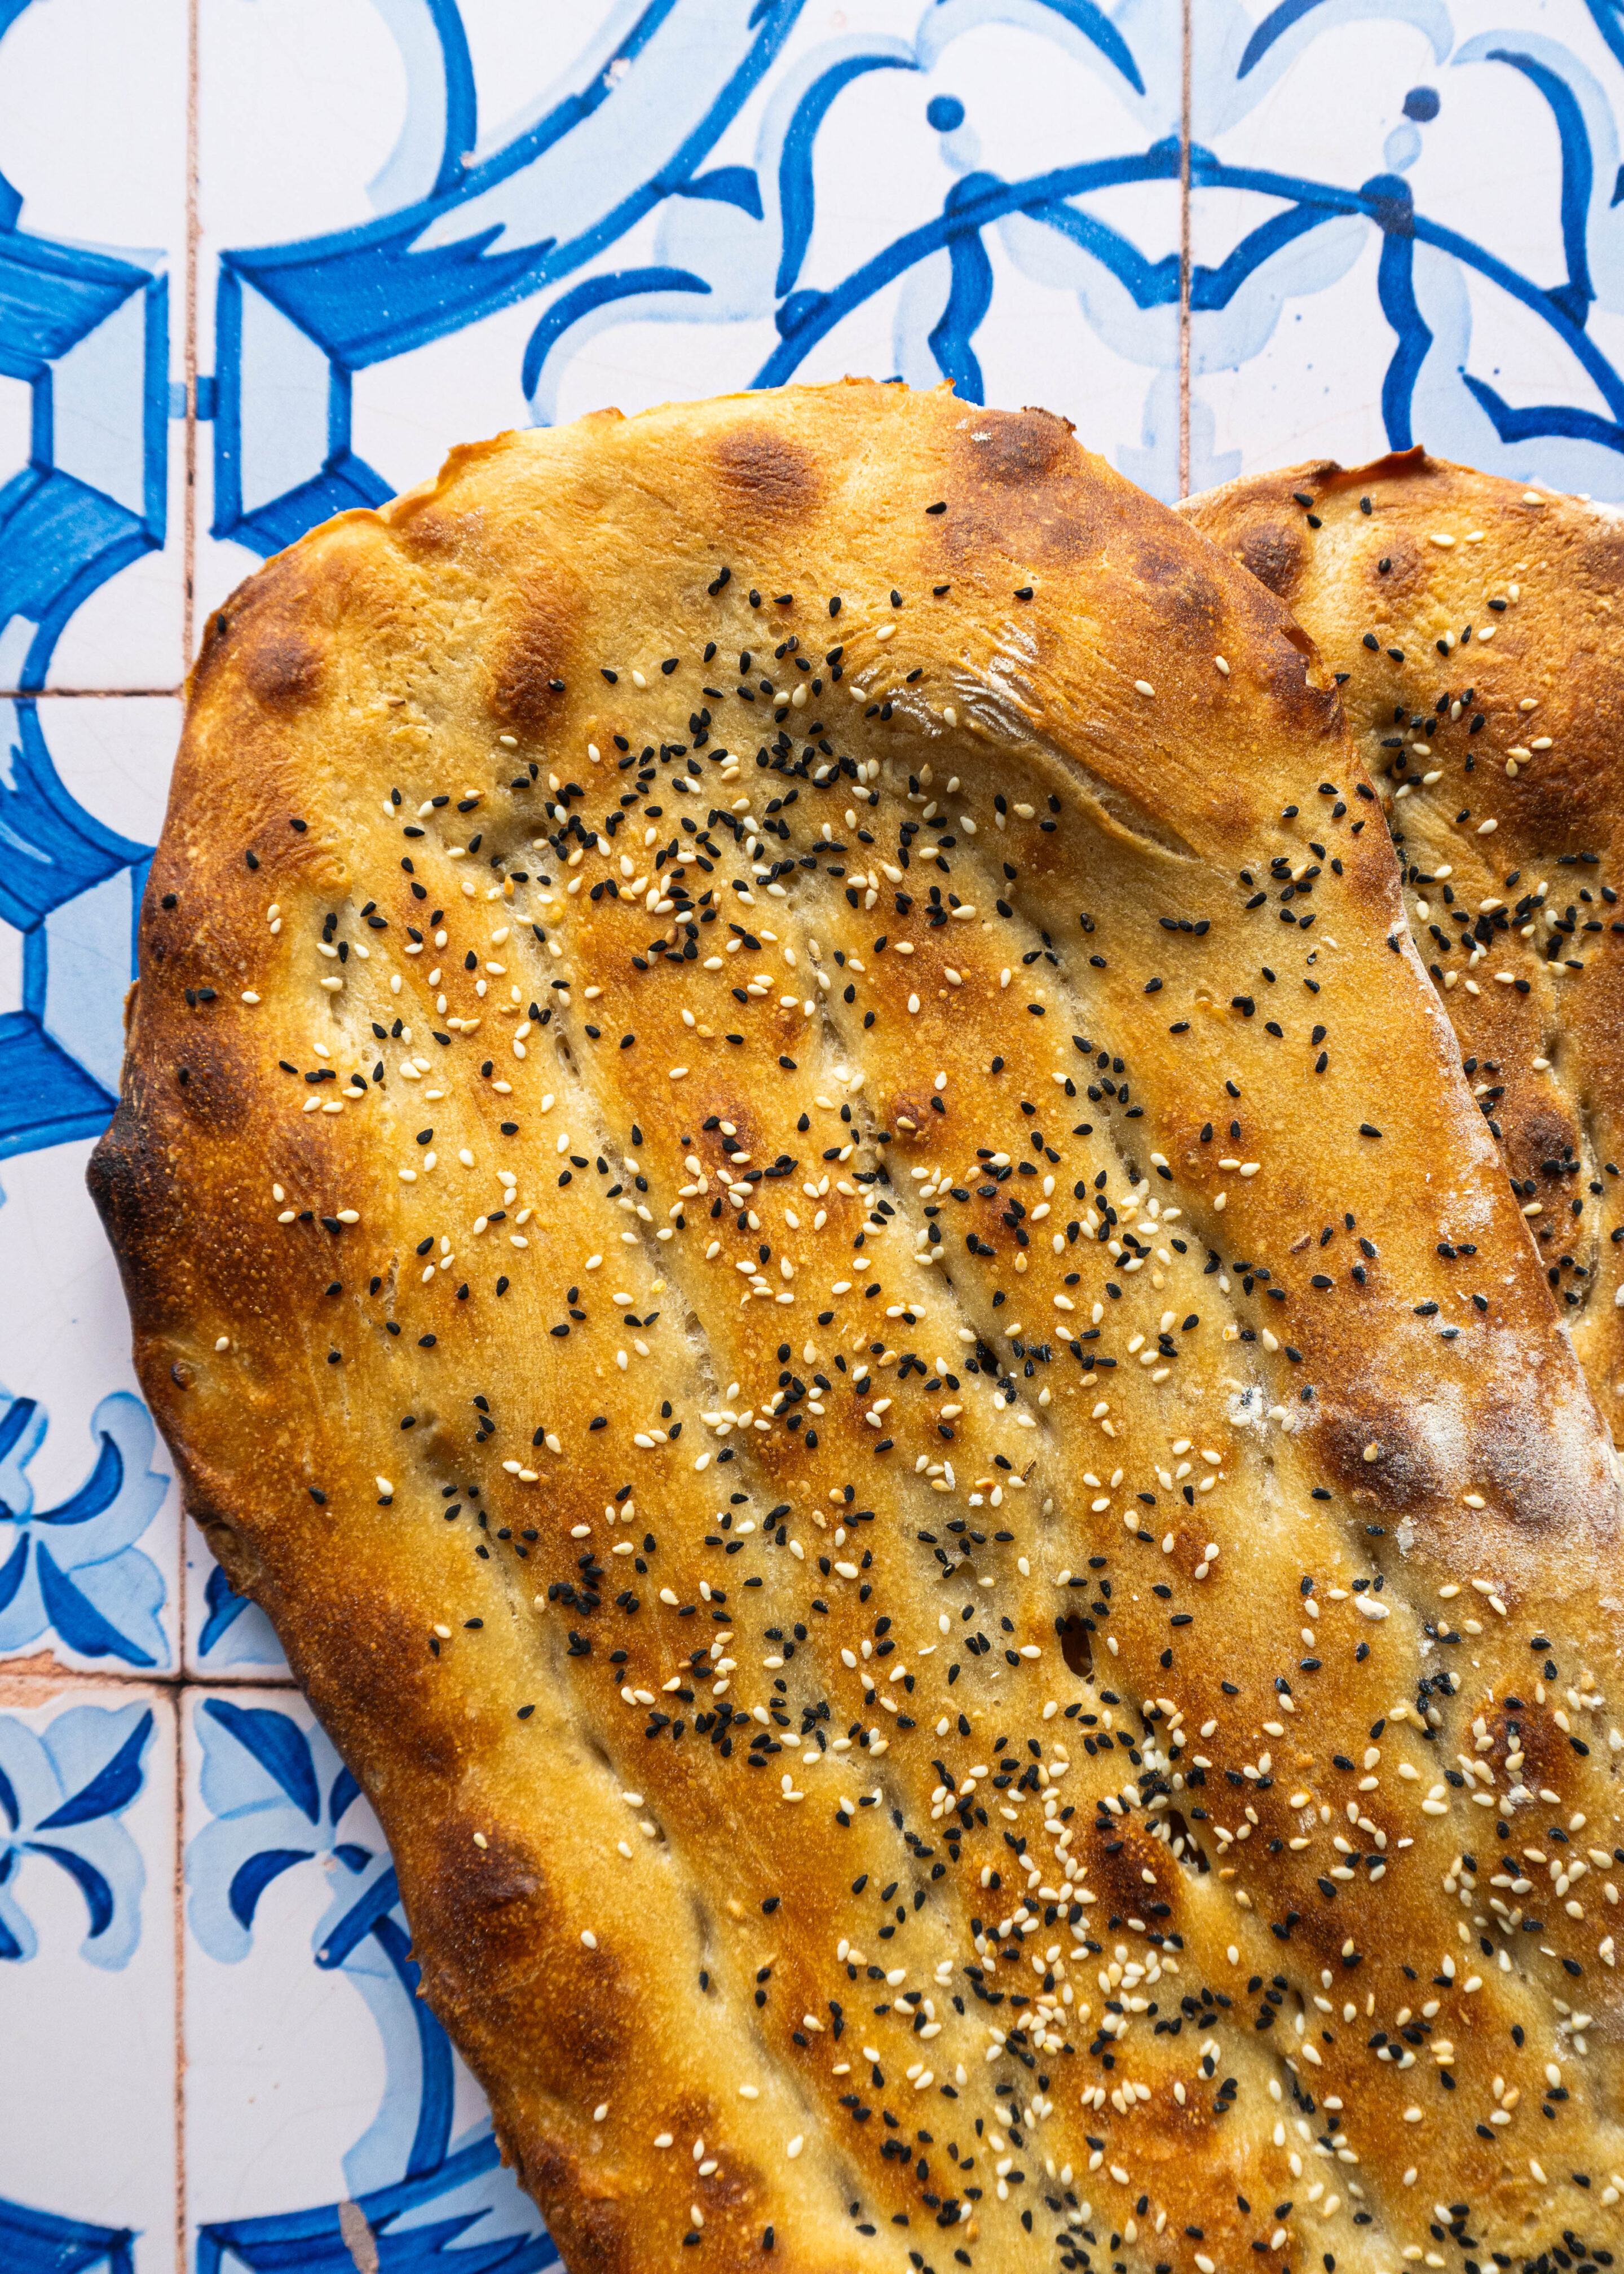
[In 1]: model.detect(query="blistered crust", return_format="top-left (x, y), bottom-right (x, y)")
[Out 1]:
top-left (93, 387), bottom-right (1623, 2271)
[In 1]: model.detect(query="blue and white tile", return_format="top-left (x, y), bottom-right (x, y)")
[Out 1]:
top-left (0, 693), bottom-right (178, 1175)
top-left (192, 0), bottom-right (1191, 646)
top-left (184, 1527), bottom-right (288, 1679)
top-left (0, 1359), bottom-right (175, 1677)
top-left (0, 0), bottom-right (188, 690)
top-left (183, 1685), bottom-right (558, 2271)
top-left (1188, 0), bottom-right (1624, 499)
top-left (0, 1180), bottom-right (177, 1677)
top-left (0, 1680), bottom-right (176, 2272)
top-left (0, 694), bottom-right (179, 1674)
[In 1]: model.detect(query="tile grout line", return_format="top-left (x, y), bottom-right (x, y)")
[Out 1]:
top-left (174, 1495), bottom-right (189, 2254)
top-left (182, 0), bottom-right (200, 687)
top-left (173, 1668), bottom-right (187, 2274)
top-left (0, 1663), bottom-right (300, 1690)
top-left (1178, 0), bottom-right (1192, 501)
top-left (178, 13), bottom-right (198, 2255)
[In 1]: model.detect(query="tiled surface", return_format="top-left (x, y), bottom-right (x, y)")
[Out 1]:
top-left (0, 1681), bottom-right (176, 2272)
top-left (6, 0), bottom-right (1624, 2263)
top-left (1188, 0), bottom-right (1624, 491)
top-left (0, 1129), bottom-right (179, 1677)
top-left (182, 1687), bottom-right (551, 2269)
top-left (183, 1530), bottom-right (287, 1680)
top-left (188, 0), bottom-right (1190, 634)
top-left (0, 0), bottom-right (189, 691)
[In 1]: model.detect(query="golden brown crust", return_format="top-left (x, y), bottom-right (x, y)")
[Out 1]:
top-left (92, 387), bottom-right (1623, 2272)
top-left (1182, 447), bottom-right (1624, 1433)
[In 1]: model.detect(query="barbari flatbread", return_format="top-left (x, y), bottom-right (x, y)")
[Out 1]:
top-left (1183, 449), bottom-right (1624, 1434)
top-left (91, 386), bottom-right (1624, 2273)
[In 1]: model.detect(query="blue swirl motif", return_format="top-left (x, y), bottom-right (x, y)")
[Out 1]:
top-left (196, 1555), bottom-right (286, 1666)
top-left (0, 1698), bottom-right (152, 1968)
top-left (0, 1699), bottom-right (151, 2268)
top-left (213, 0), bottom-right (1187, 526)
top-left (0, 689), bottom-right (152, 1166)
top-left (188, 1698), bottom-right (558, 2271)
top-left (0, 2197), bottom-right (133, 2274)
top-left (213, 0), bottom-right (1624, 554)
top-left (1189, 0), bottom-right (1624, 495)
top-left (0, 1386), bottom-right (170, 1667)
top-left (0, 0), bottom-right (165, 1166)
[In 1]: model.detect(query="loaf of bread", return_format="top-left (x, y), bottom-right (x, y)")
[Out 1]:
top-left (91, 387), bottom-right (1623, 2273)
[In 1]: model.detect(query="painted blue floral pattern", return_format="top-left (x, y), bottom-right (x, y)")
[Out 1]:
top-left (0, 2197), bottom-right (134, 2274)
top-left (0, 1699), bottom-right (152, 1968)
top-left (0, 125), bottom-right (164, 1156)
top-left (1188, 0), bottom-right (1624, 494)
top-left (0, 1389), bottom-right (169, 1668)
top-left (188, 1695), bottom-right (558, 2268)
top-left (188, 1695), bottom-right (390, 1973)
top-left (195, 1556), bottom-right (285, 1667)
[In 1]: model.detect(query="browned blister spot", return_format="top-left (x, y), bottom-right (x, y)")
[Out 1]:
top-left (1084, 1819), bottom-right (1177, 1918)
top-left (964, 406), bottom-right (1074, 488)
top-left (1127, 544), bottom-right (1226, 637)
top-left (490, 574), bottom-right (578, 734)
top-left (1232, 518), bottom-right (1307, 603)
top-left (712, 424), bottom-right (821, 524)
top-left (394, 501), bottom-right (484, 561)
top-left (1319, 1399), bottom-right (1444, 1509)
top-left (515, 2139), bottom-right (634, 2274)
top-left (405, 1814), bottom-right (550, 2009)
top-left (1368, 527), bottom-right (1426, 600)
top-left (242, 623), bottom-right (325, 713)
top-left (1502, 1096), bottom-right (1582, 1187)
